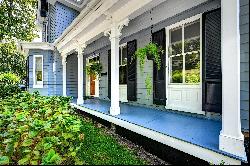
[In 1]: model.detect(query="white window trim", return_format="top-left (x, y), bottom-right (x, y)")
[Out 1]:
top-left (166, 14), bottom-right (203, 86)
top-left (120, 43), bottom-right (127, 67)
top-left (33, 55), bottom-right (44, 89)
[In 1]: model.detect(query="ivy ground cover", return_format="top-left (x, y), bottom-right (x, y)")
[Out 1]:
top-left (0, 92), bottom-right (146, 165)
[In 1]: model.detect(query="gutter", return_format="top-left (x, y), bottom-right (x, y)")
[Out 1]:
top-left (53, 0), bottom-right (101, 46)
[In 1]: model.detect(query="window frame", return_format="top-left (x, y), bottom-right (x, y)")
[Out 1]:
top-left (166, 14), bottom-right (203, 85)
top-left (33, 55), bottom-right (44, 89)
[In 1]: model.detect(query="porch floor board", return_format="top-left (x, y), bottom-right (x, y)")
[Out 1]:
top-left (77, 99), bottom-right (221, 151)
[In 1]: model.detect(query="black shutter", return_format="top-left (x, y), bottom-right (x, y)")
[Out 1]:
top-left (202, 9), bottom-right (222, 113)
top-left (152, 29), bottom-right (166, 105)
top-left (127, 40), bottom-right (137, 101)
top-left (108, 50), bottom-right (111, 99)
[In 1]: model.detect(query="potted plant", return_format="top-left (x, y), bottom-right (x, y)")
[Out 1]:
top-left (133, 43), bottom-right (164, 96)
top-left (86, 62), bottom-right (103, 77)
top-left (133, 43), bottom-right (164, 72)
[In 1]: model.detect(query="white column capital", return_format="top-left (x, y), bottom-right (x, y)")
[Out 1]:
top-left (104, 18), bottom-right (129, 40)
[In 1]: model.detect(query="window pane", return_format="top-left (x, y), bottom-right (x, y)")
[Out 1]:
top-left (119, 66), bottom-right (127, 84)
top-left (122, 46), bottom-right (127, 66)
top-left (170, 55), bottom-right (183, 83)
top-left (184, 20), bottom-right (201, 83)
top-left (184, 21), bottom-right (200, 53)
top-left (185, 52), bottom-right (200, 83)
top-left (35, 57), bottom-right (42, 83)
top-left (169, 27), bottom-right (182, 56)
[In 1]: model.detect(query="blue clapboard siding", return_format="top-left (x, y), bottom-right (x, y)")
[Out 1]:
top-left (240, 0), bottom-right (249, 132)
top-left (66, 53), bottom-right (78, 98)
top-left (28, 49), bottom-right (63, 96)
top-left (46, 2), bottom-right (79, 43)
top-left (28, 49), bottom-right (52, 96)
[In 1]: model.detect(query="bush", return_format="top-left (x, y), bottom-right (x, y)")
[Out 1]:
top-left (0, 73), bottom-right (21, 99)
top-left (0, 92), bottom-right (84, 165)
top-left (0, 92), bottom-right (145, 165)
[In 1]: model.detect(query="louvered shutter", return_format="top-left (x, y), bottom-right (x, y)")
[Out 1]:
top-left (202, 9), bottom-right (222, 113)
top-left (152, 29), bottom-right (166, 105)
top-left (127, 40), bottom-right (137, 101)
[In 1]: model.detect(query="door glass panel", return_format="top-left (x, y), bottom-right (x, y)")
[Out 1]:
top-left (169, 27), bottom-right (182, 56)
top-left (170, 55), bottom-right (183, 83)
top-left (184, 20), bottom-right (201, 83)
top-left (35, 57), bottom-right (42, 84)
top-left (169, 26), bottom-right (183, 83)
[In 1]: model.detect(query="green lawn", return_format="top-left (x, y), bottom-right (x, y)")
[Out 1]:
top-left (0, 92), bottom-right (146, 165)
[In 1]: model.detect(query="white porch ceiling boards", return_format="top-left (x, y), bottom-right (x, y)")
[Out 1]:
top-left (56, 0), bottom-right (167, 55)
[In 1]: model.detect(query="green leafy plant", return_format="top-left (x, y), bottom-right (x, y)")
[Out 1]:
top-left (0, 92), bottom-right (146, 165)
top-left (134, 43), bottom-right (164, 72)
top-left (86, 62), bottom-right (103, 77)
top-left (0, 72), bottom-right (21, 99)
top-left (133, 43), bottom-right (164, 96)
top-left (145, 74), bottom-right (152, 96)
top-left (0, 42), bottom-right (27, 80)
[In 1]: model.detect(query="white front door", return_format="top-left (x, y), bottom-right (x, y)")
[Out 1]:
top-left (165, 14), bottom-right (204, 115)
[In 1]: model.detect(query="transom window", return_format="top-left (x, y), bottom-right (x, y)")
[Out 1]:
top-left (168, 17), bottom-right (201, 84)
top-left (33, 55), bottom-right (43, 88)
top-left (119, 44), bottom-right (127, 85)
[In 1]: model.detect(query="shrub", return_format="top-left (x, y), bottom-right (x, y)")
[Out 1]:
top-left (0, 92), bottom-right (84, 165)
top-left (0, 92), bottom-right (146, 165)
top-left (0, 72), bottom-right (21, 99)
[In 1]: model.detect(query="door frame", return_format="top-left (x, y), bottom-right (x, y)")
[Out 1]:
top-left (86, 54), bottom-right (100, 97)
top-left (165, 14), bottom-right (204, 114)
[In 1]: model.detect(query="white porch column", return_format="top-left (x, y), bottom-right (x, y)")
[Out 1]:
top-left (219, 0), bottom-right (246, 158)
top-left (76, 44), bottom-right (86, 105)
top-left (105, 19), bottom-right (129, 116)
top-left (62, 55), bottom-right (67, 97)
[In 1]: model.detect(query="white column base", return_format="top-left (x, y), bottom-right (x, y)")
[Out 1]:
top-left (110, 106), bottom-right (120, 116)
top-left (219, 133), bottom-right (246, 158)
top-left (77, 98), bottom-right (84, 105)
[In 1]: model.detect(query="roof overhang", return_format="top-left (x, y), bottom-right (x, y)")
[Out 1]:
top-left (19, 42), bottom-right (54, 56)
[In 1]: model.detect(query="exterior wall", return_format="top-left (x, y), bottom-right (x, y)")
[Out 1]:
top-left (46, 2), bottom-right (79, 43)
top-left (83, 0), bottom-right (221, 106)
top-left (28, 49), bottom-right (63, 96)
top-left (240, 0), bottom-right (249, 132)
top-left (28, 49), bottom-right (52, 96)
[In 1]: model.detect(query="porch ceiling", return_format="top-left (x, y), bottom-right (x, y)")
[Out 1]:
top-left (55, 0), bottom-right (166, 55)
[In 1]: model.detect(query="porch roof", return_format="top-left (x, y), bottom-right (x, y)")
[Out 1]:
top-left (71, 99), bottom-right (247, 163)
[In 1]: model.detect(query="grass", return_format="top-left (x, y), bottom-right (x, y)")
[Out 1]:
top-left (72, 116), bottom-right (147, 165)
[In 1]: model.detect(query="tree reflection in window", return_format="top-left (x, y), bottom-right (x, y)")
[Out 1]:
top-left (169, 19), bottom-right (201, 84)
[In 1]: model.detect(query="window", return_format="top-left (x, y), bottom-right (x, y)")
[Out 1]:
top-left (119, 44), bottom-right (127, 85)
top-left (168, 17), bottom-right (201, 84)
top-left (33, 55), bottom-right (43, 88)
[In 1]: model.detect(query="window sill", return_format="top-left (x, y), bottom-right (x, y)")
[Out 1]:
top-left (33, 85), bottom-right (44, 89)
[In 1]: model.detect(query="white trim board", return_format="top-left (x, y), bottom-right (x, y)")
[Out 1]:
top-left (71, 103), bottom-right (242, 165)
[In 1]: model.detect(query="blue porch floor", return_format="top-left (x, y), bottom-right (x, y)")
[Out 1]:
top-left (73, 99), bottom-right (246, 162)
